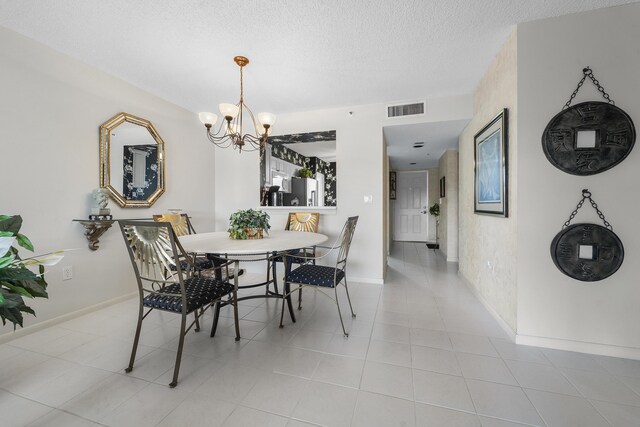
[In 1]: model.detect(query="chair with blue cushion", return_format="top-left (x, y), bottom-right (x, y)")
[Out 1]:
top-left (119, 220), bottom-right (239, 388)
top-left (153, 213), bottom-right (214, 273)
top-left (269, 212), bottom-right (320, 304)
top-left (279, 216), bottom-right (358, 336)
top-left (153, 213), bottom-right (244, 283)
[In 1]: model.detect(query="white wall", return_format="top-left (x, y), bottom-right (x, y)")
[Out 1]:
top-left (0, 27), bottom-right (215, 337)
top-left (215, 96), bottom-right (473, 283)
top-left (458, 30), bottom-right (518, 333)
top-left (383, 142), bottom-right (390, 267)
top-left (517, 3), bottom-right (640, 357)
top-left (215, 104), bottom-right (386, 283)
top-left (438, 150), bottom-right (459, 262)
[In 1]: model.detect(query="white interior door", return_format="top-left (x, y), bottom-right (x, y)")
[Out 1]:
top-left (393, 171), bottom-right (428, 242)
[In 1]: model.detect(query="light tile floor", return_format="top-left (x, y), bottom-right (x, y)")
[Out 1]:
top-left (1, 242), bottom-right (640, 426)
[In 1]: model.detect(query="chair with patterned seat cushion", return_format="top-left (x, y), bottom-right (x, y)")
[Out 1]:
top-left (119, 220), bottom-right (239, 388)
top-left (269, 212), bottom-right (320, 306)
top-left (153, 214), bottom-right (214, 273)
top-left (279, 216), bottom-right (358, 336)
top-left (153, 213), bottom-right (242, 282)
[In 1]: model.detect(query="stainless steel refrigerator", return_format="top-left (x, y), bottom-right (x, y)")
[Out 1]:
top-left (291, 177), bottom-right (318, 207)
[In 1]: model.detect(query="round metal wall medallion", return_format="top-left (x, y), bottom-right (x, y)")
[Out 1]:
top-left (550, 223), bottom-right (624, 282)
top-left (542, 101), bottom-right (635, 175)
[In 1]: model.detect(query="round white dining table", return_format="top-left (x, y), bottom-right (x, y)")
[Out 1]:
top-left (179, 230), bottom-right (328, 255)
top-left (178, 230), bottom-right (329, 338)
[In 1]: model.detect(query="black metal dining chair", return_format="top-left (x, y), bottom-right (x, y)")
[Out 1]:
top-left (153, 213), bottom-right (244, 282)
top-left (152, 213), bottom-right (214, 273)
top-left (119, 220), bottom-right (240, 388)
top-left (269, 212), bottom-right (320, 302)
top-left (279, 216), bottom-right (358, 336)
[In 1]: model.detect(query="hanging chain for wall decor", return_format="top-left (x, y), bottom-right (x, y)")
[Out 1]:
top-left (542, 67), bottom-right (635, 176)
top-left (562, 67), bottom-right (614, 109)
top-left (550, 189), bottom-right (624, 282)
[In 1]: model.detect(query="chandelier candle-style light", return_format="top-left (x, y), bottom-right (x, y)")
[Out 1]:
top-left (198, 56), bottom-right (276, 154)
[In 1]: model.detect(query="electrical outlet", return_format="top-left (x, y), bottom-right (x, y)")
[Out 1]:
top-left (62, 266), bottom-right (73, 281)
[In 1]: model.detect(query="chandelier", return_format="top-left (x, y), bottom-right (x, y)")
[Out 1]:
top-left (198, 56), bottom-right (276, 155)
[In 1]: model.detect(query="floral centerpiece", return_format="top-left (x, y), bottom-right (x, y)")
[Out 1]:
top-left (0, 215), bottom-right (63, 328)
top-left (228, 209), bottom-right (271, 240)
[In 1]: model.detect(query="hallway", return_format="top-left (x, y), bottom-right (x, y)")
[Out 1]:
top-left (1, 243), bottom-right (639, 426)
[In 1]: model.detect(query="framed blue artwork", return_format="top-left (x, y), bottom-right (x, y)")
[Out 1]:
top-left (474, 109), bottom-right (508, 217)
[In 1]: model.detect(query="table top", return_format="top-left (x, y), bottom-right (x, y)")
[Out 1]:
top-left (179, 230), bottom-right (329, 255)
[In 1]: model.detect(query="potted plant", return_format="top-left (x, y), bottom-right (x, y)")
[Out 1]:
top-left (228, 209), bottom-right (271, 240)
top-left (427, 203), bottom-right (440, 249)
top-left (429, 203), bottom-right (440, 217)
top-left (298, 166), bottom-right (313, 178)
top-left (0, 215), bottom-right (63, 328)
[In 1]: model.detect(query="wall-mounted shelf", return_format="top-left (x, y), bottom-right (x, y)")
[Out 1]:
top-left (73, 219), bottom-right (116, 251)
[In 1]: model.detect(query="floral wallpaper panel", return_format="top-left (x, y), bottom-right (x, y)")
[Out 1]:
top-left (123, 144), bottom-right (158, 200)
top-left (264, 130), bottom-right (338, 206)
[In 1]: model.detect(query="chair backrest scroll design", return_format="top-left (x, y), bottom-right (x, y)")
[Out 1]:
top-left (119, 220), bottom-right (191, 309)
top-left (336, 216), bottom-right (358, 270)
top-left (286, 212), bottom-right (320, 233)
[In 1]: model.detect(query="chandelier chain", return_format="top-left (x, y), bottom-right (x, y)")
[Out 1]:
top-left (239, 66), bottom-right (244, 102)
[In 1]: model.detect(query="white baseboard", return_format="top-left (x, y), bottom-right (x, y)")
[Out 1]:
top-left (516, 334), bottom-right (640, 360)
top-left (436, 249), bottom-right (458, 263)
top-left (350, 276), bottom-right (384, 285)
top-left (458, 272), bottom-right (516, 341)
top-left (0, 292), bottom-right (137, 344)
top-left (456, 273), bottom-right (640, 359)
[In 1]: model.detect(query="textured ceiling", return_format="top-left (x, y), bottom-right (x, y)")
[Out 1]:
top-left (2, 1), bottom-right (636, 172)
top-left (0, 0), bottom-right (636, 116)
top-left (385, 120), bottom-right (469, 170)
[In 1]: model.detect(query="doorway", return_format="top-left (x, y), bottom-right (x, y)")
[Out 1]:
top-left (393, 171), bottom-right (428, 242)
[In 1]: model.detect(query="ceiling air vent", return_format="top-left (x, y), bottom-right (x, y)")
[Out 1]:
top-left (386, 101), bottom-right (425, 119)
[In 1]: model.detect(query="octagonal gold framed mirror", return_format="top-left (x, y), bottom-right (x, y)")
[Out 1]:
top-left (99, 112), bottom-right (166, 208)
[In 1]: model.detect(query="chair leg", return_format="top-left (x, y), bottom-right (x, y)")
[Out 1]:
top-left (232, 290), bottom-right (241, 342)
top-left (271, 258), bottom-right (279, 294)
top-left (279, 282), bottom-right (286, 329)
top-left (334, 286), bottom-right (349, 337)
top-left (170, 312), bottom-right (187, 388)
top-left (210, 300), bottom-right (221, 337)
top-left (286, 281), bottom-right (297, 323)
top-left (125, 302), bottom-right (144, 374)
top-left (298, 287), bottom-right (302, 310)
top-left (265, 257), bottom-right (271, 295)
top-left (343, 277), bottom-right (356, 318)
top-left (194, 311), bottom-right (201, 332)
top-left (280, 281), bottom-right (297, 327)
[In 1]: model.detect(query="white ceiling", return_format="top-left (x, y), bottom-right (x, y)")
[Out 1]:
top-left (1, 0), bottom-right (636, 170)
top-left (0, 0), bottom-right (636, 116)
top-left (286, 141), bottom-right (337, 163)
top-left (385, 120), bottom-right (469, 170)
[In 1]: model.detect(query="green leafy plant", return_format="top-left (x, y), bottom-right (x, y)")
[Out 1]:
top-left (298, 167), bottom-right (313, 178)
top-left (0, 215), bottom-right (63, 328)
top-left (228, 209), bottom-right (271, 240)
top-left (429, 203), bottom-right (440, 217)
